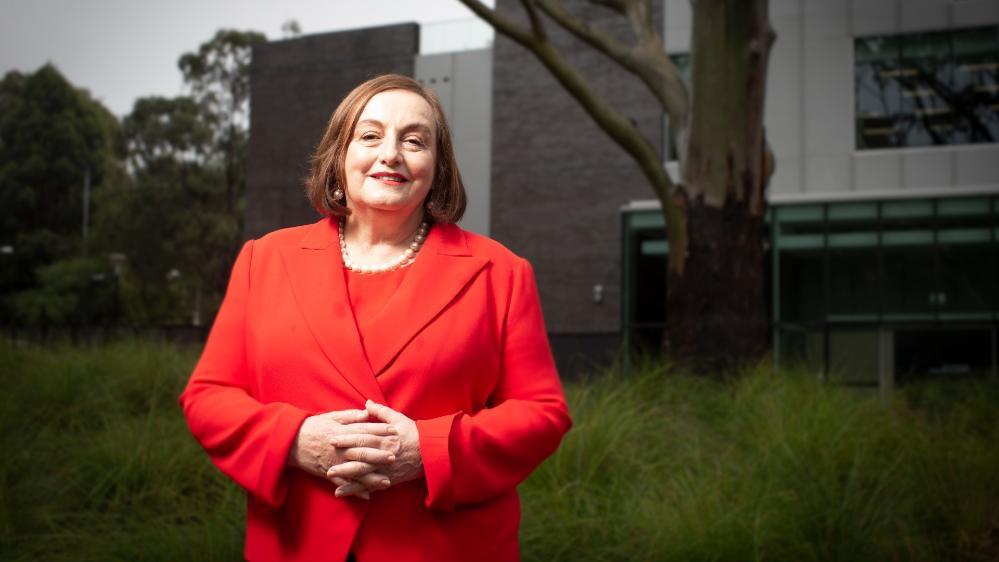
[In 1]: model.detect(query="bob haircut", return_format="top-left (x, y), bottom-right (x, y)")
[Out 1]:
top-left (305, 74), bottom-right (467, 224)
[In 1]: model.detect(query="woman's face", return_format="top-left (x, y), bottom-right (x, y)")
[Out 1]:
top-left (343, 89), bottom-right (436, 218)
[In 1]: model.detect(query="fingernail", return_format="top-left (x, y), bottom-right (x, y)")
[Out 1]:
top-left (335, 489), bottom-right (344, 497)
top-left (381, 479), bottom-right (390, 488)
top-left (387, 455), bottom-right (396, 462)
top-left (329, 439), bottom-right (338, 447)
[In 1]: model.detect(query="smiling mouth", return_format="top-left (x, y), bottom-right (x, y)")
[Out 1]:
top-left (371, 172), bottom-right (409, 183)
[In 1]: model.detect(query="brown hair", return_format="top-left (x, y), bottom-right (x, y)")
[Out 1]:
top-left (305, 74), bottom-right (466, 223)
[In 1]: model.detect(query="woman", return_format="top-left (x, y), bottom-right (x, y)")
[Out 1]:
top-left (180, 74), bottom-right (572, 562)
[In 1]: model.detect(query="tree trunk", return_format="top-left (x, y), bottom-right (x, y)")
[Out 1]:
top-left (665, 195), bottom-right (768, 372)
top-left (665, 0), bottom-right (775, 372)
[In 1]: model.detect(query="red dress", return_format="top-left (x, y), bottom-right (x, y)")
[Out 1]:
top-left (179, 218), bottom-right (571, 562)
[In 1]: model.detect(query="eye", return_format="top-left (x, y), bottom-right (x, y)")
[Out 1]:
top-left (358, 131), bottom-right (380, 142)
top-left (404, 136), bottom-right (426, 148)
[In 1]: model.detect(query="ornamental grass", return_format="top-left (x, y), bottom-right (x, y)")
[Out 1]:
top-left (1, 342), bottom-right (996, 561)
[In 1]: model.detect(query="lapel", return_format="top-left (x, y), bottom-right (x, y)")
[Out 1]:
top-left (364, 222), bottom-right (489, 376)
top-left (277, 218), bottom-right (489, 398)
top-left (278, 218), bottom-right (386, 404)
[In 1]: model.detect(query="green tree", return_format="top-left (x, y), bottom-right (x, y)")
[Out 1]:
top-left (178, 29), bottom-right (266, 219)
top-left (95, 96), bottom-right (235, 326)
top-left (92, 29), bottom-right (263, 328)
top-left (459, 0), bottom-right (775, 371)
top-left (0, 64), bottom-right (122, 331)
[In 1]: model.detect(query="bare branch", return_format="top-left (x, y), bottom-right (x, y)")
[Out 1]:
top-left (457, 0), bottom-right (536, 47)
top-left (455, 0), bottom-right (689, 267)
top-left (589, 0), bottom-right (627, 14)
top-left (520, 0), bottom-right (548, 41)
top-left (534, 0), bottom-right (633, 68)
top-left (531, 0), bottom-right (688, 128)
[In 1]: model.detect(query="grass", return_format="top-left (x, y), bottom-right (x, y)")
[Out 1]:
top-left (0, 341), bottom-right (243, 562)
top-left (1, 342), bottom-right (997, 561)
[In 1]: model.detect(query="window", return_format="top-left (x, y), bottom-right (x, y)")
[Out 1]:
top-left (855, 26), bottom-right (999, 149)
top-left (664, 53), bottom-right (690, 162)
top-left (771, 196), bottom-right (998, 384)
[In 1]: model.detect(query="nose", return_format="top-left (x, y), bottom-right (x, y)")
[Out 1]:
top-left (379, 136), bottom-right (400, 165)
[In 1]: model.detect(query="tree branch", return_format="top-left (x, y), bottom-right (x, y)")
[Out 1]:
top-left (520, 0), bottom-right (548, 41)
top-left (455, 0), bottom-right (687, 268)
top-left (458, 0), bottom-right (537, 47)
top-left (531, 0), bottom-right (689, 131)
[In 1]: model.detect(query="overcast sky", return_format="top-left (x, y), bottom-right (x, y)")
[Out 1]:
top-left (0, 0), bottom-right (488, 117)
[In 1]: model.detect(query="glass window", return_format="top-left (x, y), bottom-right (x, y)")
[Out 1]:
top-left (894, 328), bottom-right (994, 382)
top-left (828, 329), bottom-right (881, 385)
top-left (898, 31), bottom-right (955, 146)
top-left (623, 212), bottom-right (668, 354)
top-left (779, 249), bottom-right (824, 323)
top-left (953, 28), bottom-right (999, 143)
top-left (665, 54), bottom-right (691, 162)
top-left (856, 36), bottom-right (906, 148)
top-left (855, 26), bottom-right (999, 149)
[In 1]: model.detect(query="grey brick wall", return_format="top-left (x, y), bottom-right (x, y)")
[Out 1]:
top-left (245, 24), bottom-right (418, 239)
top-left (490, 0), bottom-right (664, 335)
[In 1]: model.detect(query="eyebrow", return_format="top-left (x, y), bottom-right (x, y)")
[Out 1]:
top-left (356, 119), bottom-right (433, 136)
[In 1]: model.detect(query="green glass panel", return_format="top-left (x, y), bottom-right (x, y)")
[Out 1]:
top-left (828, 202), bottom-right (878, 221)
top-left (827, 314), bottom-right (879, 322)
top-left (884, 313), bottom-right (935, 321)
top-left (883, 200), bottom-right (933, 218)
top-left (883, 244), bottom-right (936, 318)
top-left (938, 197), bottom-right (990, 216)
top-left (830, 249), bottom-right (880, 318)
top-left (778, 234), bottom-right (825, 250)
top-left (939, 241), bottom-right (992, 314)
top-left (779, 251), bottom-right (824, 323)
top-left (901, 31), bottom-right (951, 63)
top-left (829, 232), bottom-right (878, 248)
top-left (628, 212), bottom-right (665, 229)
top-left (670, 53), bottom-right (691, 84)
top-left (938, 228), bottom-right (991, 244)
top-left (938, 312), bottom-right (992, 321)
top-left (856, 36), bottom-right (899, 65)
top-left (641, 240), bottom-right (669, 255)
top-left (777, 205), bottom-right (823, 222)
top-left (953, 27), bottom-right (998, 57)
top-left (883, 230), bottom-right (934, 246)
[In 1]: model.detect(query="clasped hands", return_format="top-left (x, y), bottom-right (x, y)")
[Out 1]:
top-left (288, 400), bottom-right (423, 499)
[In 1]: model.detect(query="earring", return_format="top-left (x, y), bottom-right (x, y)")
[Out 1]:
top-left (333, 188), bottom-right (344, 201)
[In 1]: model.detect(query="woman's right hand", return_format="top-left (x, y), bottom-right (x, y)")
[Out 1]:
top-left (288, 409), bottom-right (399, 498)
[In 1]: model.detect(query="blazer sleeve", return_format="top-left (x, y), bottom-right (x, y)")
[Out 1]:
top-left (179, 240), bottom-right (310, 508)
top-left (416, 258), bottom-right (572, 511)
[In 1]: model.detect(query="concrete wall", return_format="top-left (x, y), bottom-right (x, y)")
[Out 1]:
top-left (490, 0), bottom-right (664, 338)
top-left (662, 0), bottom-right (999, 205)
top-left (415, 48), bottom-right (493, 236)
top-left (245, 24), bottom-right (419, 239)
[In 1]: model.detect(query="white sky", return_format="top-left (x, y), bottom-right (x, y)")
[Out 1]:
top-left (0, 0), bottom-right (487, 117)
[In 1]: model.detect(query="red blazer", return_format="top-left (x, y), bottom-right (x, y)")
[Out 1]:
top-left (180, 217), bottom-right (571, 562)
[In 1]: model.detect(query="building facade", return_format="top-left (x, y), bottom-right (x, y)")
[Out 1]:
top-left (245, 0), bottom-right (999, 384)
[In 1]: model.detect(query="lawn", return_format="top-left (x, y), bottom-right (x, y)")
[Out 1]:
top-left (1, 341), bottom-right (996, 561)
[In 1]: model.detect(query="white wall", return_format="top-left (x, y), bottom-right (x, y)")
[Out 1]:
top-left (662, 0), bottom-right (999, 204)
top-left (415, 48), bottom-right (493, 235)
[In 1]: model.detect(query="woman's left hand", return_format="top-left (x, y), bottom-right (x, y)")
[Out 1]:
top-left (327, 400), bottom-right (423, 496)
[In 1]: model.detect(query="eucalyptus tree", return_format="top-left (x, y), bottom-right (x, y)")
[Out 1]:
top-left (459, 0), bottom-right (775, 370)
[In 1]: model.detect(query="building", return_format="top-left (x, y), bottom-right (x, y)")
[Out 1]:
top-left (245, 0), bottom-right (999, 386)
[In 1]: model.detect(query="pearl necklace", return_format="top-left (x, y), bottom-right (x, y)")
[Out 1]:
top-left (338, 216), bottom-right (429, 274)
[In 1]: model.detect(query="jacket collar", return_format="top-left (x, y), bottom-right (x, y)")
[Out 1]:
top-left (298, 215), bottom-right (473, 257)
top-left (280, 217), bottom-right (487, 402)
